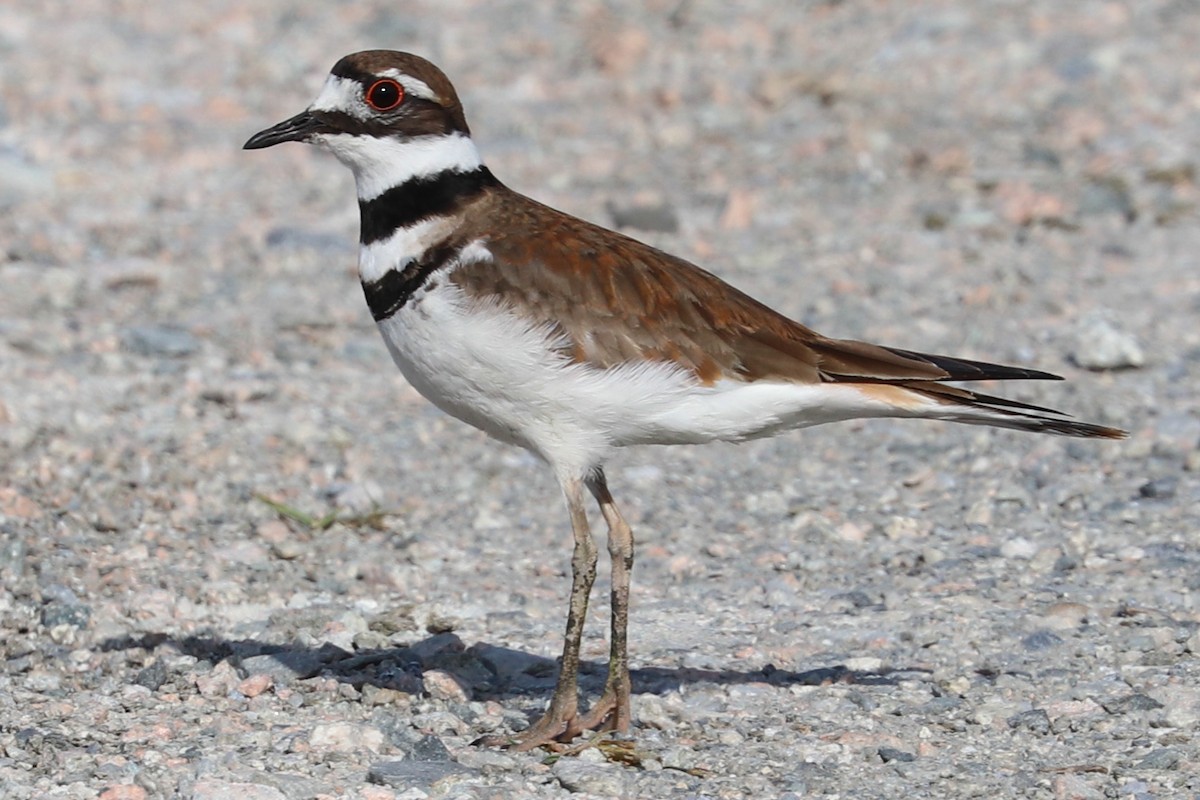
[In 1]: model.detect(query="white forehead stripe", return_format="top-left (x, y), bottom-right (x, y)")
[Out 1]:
top-left (310, 75), bottom-right (368, 118)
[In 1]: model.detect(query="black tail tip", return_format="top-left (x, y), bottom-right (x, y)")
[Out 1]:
top-left (1052, 420), bottom-right (1128, 439)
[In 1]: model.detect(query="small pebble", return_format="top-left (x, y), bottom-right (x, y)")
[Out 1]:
top-left (120, 325), bottom-right (200, 359)
top-left (398, 734), bottom-right (453, 762)
top-left (1072, 312), bottom-right (1145, 370)
top-left (40, 601), bottom-right (91, 629)
top-left (1102, 693), bottom-right (1164, 715)
top-left (551, 759), bottom-right (630, 796)
top-left (238, 674), bottom-right (274, 698)
top-left (309, 722), bottom-right (385, 753)
top-left (1021, 629), bottom-right (1064, 651)
top-left (98, 787), bottom-right (148, 800)
top-left (421, 669), bottom-right (470, 703)
top-left (367, 760), bottom-right (475, 790)
top-left (878, 746), bottom-right (917, 763)
top-left (1007, 709), bottom-right (1052, 735)
top-left (1000, 537), bottom-right (1038, 560)
top-left (238, 651), bottom-right (325, 683)
top-left (1135, 748), bottom-right (1180, 770)
top-left (191, 781), bottom-right (288, 800)
top-left (23, 669), bottom-right (62, 692)
top-left (1138, 477), bottom-right (1177, 499)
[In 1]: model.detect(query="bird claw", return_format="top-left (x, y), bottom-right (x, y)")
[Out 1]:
top-left (474, 693), bottom-right (624, 752)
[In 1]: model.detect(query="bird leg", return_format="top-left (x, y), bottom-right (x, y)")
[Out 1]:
top-left (480, 476), bottom-right (598, 751)
top-left (571, 470), bottom-right (635, 734)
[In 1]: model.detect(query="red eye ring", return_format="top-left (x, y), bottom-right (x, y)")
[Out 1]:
top-left (365, 78), bottom-right (404, 112)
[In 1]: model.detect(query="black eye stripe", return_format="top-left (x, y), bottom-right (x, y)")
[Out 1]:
top-left (310, 97), bottom-right (463, 137)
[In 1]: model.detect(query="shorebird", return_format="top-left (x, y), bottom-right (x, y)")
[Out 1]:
top-left (244, 50), bottom-right (1125, 750)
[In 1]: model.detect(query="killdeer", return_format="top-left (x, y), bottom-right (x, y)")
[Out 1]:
top-left (245, 50), bottom-right (1126, 750)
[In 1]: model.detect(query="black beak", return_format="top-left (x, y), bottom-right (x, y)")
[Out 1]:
top-left (243, 110), bottom-right (322, 150)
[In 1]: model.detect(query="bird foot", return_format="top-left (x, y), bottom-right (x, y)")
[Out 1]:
top-left (475, 692), bottom-right (626, 752)
top-left (568, 689), bottom-right (625, 737)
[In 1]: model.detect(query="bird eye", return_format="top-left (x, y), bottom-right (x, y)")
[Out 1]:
top-left (365, 79), bottom-right (404, 111)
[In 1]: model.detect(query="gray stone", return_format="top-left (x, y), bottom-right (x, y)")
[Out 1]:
top-left (1138, 477), bottom-right (1178, 499)
top-left (878, 746), bottom-right (916, 763)
top-left (40, 601), bottom-right (90, 629)
top-left (551, 758), bottom-right (630, 796)
top-left (368, 605), bottom-right (419, 635)
top-left (366, 760), bottom-right (475, 789)
top-left (1007, 708), bottom-right (1052, 735)
top-left (230, 770), bottom-right (332, 799)
top-left (1135, 748), bottom-right (1180, 770)
top-left (0, 528), bottom-right (28, 574)
top-left (23, 670), bottom-right (61, 692)
top-left (454, 748), bottom-right (520, 772)
top-left (120, 325), bottom-right (200, 359)
top-left (659, 745), bottom-right (698, 771)
top-left (1021, 629), bottom-right (1064, 651)
top-left (134, 660), bottom-right (170, 691)
top-left (191, 780), bottom-right (288, 800)
top-left (238, 651), bottom-right (325, 683)
top-left (1102, 693), bottom-right (1164, 715)
top-left (917, 696), bottom-right (963, 715)
top-left (398, 734), bottom-right (453, 762)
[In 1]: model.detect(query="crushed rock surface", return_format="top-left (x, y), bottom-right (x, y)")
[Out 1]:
top-left (1, 2), bottom-right (1197, 799)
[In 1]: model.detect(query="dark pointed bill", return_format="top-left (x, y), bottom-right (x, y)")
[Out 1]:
top-left (243, 110), bottom-right (322, 150)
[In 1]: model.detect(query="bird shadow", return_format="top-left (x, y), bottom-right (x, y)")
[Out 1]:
top-left (97, 630), bottom-right (927, 704)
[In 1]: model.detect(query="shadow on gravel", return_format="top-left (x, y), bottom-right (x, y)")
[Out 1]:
top-left (99, 631), bottom-right (927, 701)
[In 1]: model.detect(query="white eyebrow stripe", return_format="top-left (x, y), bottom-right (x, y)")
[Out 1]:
top-left (379, 70), bottom-right (438, 102)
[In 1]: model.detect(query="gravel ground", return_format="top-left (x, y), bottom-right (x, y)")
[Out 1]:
top-left (1, 2), bottom-right (1197, 798)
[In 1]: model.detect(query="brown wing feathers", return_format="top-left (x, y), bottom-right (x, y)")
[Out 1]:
top-left (465, 195), bottom-right (1047, 387)
top-left (452, 188), bottom-right (1124, 439)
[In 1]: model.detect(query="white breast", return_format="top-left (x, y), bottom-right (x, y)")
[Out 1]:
top-left (375, 272), bottom-right (700, 477)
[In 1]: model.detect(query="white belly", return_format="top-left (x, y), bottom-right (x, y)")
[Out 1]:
top-left (375, 280), bottom-right (700, 476)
